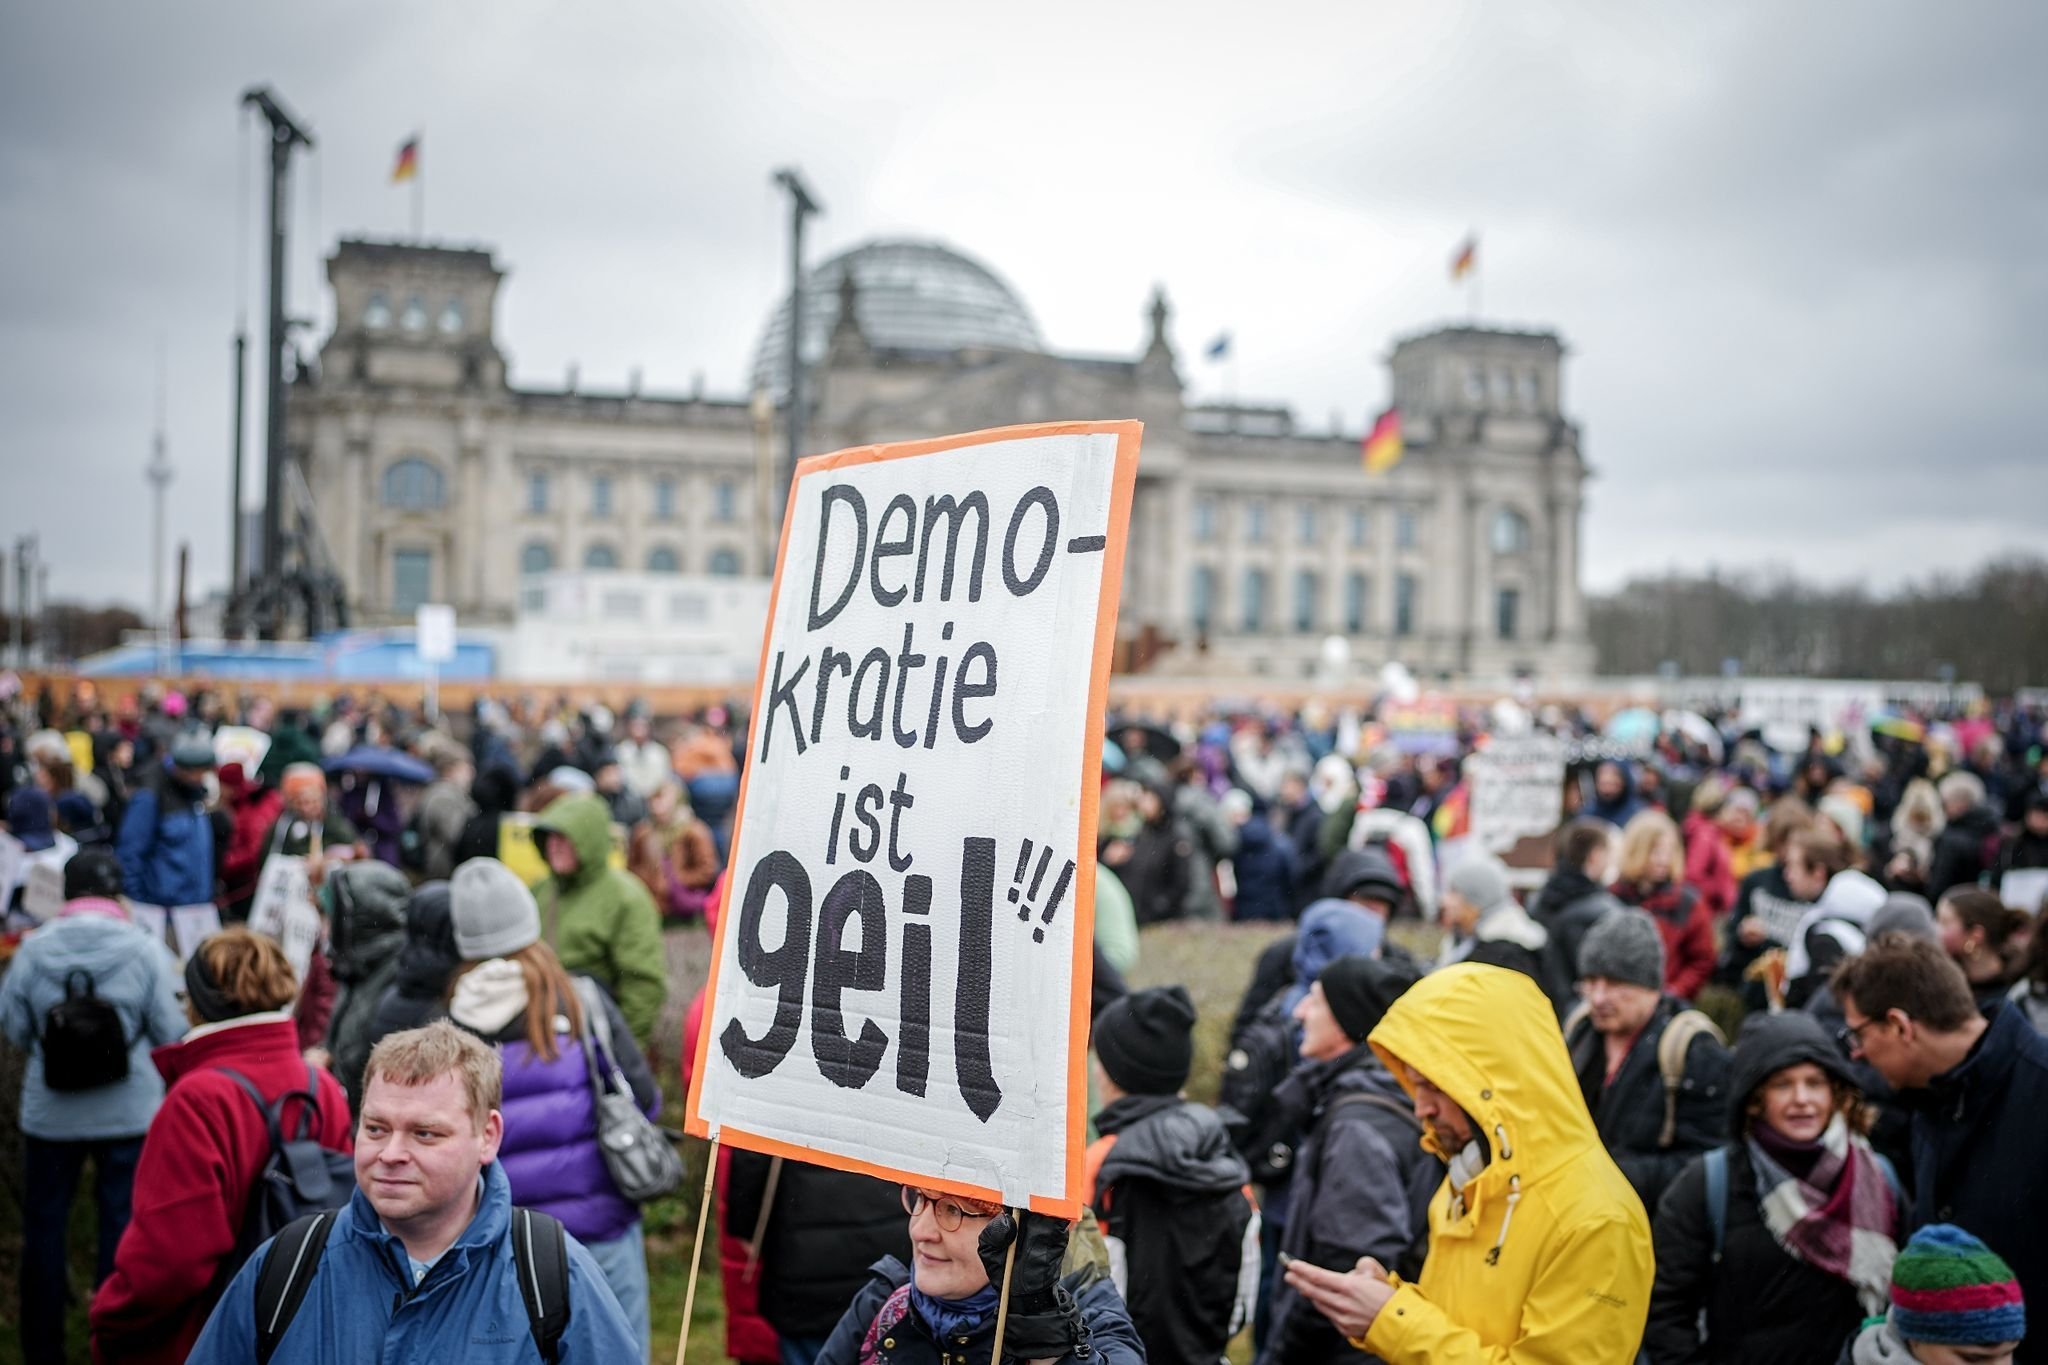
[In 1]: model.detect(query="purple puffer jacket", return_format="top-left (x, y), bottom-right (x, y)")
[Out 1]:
top-left (490, 981), bottom-right (660, 1246)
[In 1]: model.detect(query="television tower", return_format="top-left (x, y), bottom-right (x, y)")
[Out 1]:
top-left (147, 341), bottom-right (173, 667)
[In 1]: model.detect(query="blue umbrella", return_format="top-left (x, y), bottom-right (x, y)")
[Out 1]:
top-left (1602, 707), bottom-right (1661, 752)
top-left (323, 745), bottom-right (435, 785)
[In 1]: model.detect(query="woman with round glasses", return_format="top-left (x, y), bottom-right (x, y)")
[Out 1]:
top-left (813, 1187), bottom-right (1144, 1365)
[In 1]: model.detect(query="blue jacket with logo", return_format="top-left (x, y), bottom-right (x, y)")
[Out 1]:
top-left (186, 1159), bottom-right (637, 1364)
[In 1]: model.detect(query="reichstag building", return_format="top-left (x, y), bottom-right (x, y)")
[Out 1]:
top-left (291, 237), bottom-right (1594, 681)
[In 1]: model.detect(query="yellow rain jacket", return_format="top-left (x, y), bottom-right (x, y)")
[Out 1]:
top-left (1362, 963), bottom-right (1653, 1363)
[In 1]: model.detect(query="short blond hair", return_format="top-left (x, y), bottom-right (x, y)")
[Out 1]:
top-left (1617, 809), bottom-right (1683, 884)
top-left (362, 1019), bottom-right (502, 1132)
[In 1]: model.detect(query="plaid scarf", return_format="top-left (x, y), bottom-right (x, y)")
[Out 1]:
top-left (1748, 1113), bottom-right (1898, 1314)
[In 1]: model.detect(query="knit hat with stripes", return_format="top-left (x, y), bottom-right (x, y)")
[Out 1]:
top-left (1889, 1223), bottom-right (2026, 1347)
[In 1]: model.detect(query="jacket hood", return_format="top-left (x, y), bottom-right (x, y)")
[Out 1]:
top-left (1322, 845), bottom-right (1404, 902)
top-left (23, 912), bottom-right (159, 970)
top-left (328, 860), bottom-right (413, 982)
top-left (535, 792), bottom-right (612, 887)
top-left (1292, 900), bottom-right (1386, 995)
top-left (1725, 1008), bottom-right (1860, 1133)
top-left (393, 880), bottom-right (461, 999)
top-left (1370, 962), bottom-right (1603, 1186)
top-left (1093, 1094), bottom-right (1251, 1195)
top-left (1476, 901), bottom-right (1549, 952)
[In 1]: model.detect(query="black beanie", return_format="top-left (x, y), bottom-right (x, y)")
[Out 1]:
top-left (1318, 953), bottom-right (1419, 1043)
top-left (1093, 984), bottom-right (1198, 1095)
top-left (63, 847), bottom-right (124, 902)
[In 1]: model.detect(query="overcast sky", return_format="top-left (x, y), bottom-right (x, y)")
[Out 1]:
top-left (4, 2), bottom-right (2043, 614)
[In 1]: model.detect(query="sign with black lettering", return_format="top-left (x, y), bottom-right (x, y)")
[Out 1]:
top-left (686, 422), bottom-right (1140, 1215)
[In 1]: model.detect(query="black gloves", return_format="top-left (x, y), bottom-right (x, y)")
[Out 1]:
top-left (977, 1210), bottom-right (1092, 1360)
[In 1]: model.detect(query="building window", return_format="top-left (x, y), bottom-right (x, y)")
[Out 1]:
top-left (1245, 500), bottom-right (1268, 545)
top-left (1193, 497), bottom-right (1218, 543)
top-left (1464, 366), bottom-right (1485, 402)
top-left (1497, 586), bottom-right (1521, 641)
top-left (1396, 505), bottom-right (1418, 549)
top-left (1344, 571), bottom-right (1369, 634)
top-left (647, 546), bottom-right (679, 573)
top-left (1293, 570), bottom-right (1320, 634)
top-left (584, 543), bottom-right (618, 570)
top-left (364, 292), bottom-right (391, 330)
top-left (401, 294), bottom-right (428, 333)
top-left (713, 480), bottom-right (739, 524)
top-left (590, 474), bottom-right (613, 519)
top-left (380, 458), bottom-right (446, 511)
top-left (438, 297), bottom-right (464, 335)
top-left (1191, 565), bottom-right (1216, 634)
top-left (1521, 370), bottom-right (1541, 407)
top-left (1296, 503), bottom-right (1318, 546)
top-left (1491, 507), bottom-right (1530, 555)
top-left (603, 589), bottom-right (644, 619)
top-left (1395, 573), bottom-right (1418, 637)
top-left (392, 549), bottom-right (431, 614)
top-left (654, 477), bottom-right (676, 521)
top-left (1493, 367), bottom-right (1514, 402)
top-left (1241, 567), bottom-right (1269, 633)
top-left (519, 542), bottom-right (553, 576)
top-left (526, 472), bottom-right (550, 514)
top-left (709, 548), bottom-right (741, 577)
top-left (1347, 505), bottom-right (1370, 548)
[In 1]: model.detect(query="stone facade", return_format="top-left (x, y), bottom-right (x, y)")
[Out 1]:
top-left (291, 237), bottom-right (1593, 683)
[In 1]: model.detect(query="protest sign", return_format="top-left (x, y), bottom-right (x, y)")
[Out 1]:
top-left (213, 725), bottom-right (273, 779)
top-left (1467, 735), bottom-right (1568, 854)
top-left (22, 859), bottom-right (66, 922)
top-left (170, 903), bottom-right (224, 962)
top-left (247, 854), bottom-right (322, 982)
top-left (687, 421), bottom-right (1139, 1216)
top-left (0, 830), bottom-right (24, 909)
top-left (1382, 696), bottom-right (1460, 756)
top-left (2004, 868), bottom-right (2048, 918)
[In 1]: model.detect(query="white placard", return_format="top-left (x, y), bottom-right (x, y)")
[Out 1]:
top-left (213, 725), bottom-right (273, 779)
top-left (170, 903), bottom-right (224, 963)
top-left (0, 830), bottom-right (26, 910)
top-left (687, 422), bottom-right (1139, 1214)
top-left (1467, 735), bottom-right (1568, 854)
top-left (416, 603), bottom-right (457, 664)
top-left (247, 854), bottom-right (322, 983)
top-left (22, 859), bottom-right (66, 922)
top-left (2003, 869), bottom-right (2048, 917)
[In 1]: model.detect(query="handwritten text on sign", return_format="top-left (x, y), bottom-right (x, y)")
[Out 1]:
top-left (689, 423), bottom-right (1137, 1211)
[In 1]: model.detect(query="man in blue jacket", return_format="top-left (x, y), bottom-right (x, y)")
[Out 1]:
top-left (114, 734), bottom-right (217, 910)
top-left (187, 1019), bottom-right (636, 1363)
top-left (1834, 933), bottom-right (2048, 1365)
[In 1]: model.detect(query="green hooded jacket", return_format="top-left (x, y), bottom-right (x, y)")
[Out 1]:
top-left (533, 792), bottom-right (668, 1046)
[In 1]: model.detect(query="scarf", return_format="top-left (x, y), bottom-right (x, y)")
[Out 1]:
top-left (858, 1282), bottom-right (999, 1364)
top-left (1748, 1113), bottom-right (1898, 1314)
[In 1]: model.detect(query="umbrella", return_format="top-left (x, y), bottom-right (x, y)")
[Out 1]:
top-left (1101, 738), bottom-right (1127, 775)
top-left (1602, 707), bottom-right (1661, 752)
top-left (1107, 718), bottom-right (1182, 763)
top-left (323, 745), bottom-right (435, 785)
top-left (1871, 712), bottom-right (1926, 744)
top-left (1662, 710), bottom-right (1725, 762)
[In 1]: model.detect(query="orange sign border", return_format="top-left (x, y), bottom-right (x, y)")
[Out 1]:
top-left (683, 419), bottom-right (1141, 1218)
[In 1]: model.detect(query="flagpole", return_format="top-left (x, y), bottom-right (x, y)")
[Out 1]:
top-left (412, 161), bottom-right (424, 240)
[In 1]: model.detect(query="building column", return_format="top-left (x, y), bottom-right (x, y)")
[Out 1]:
top-left (458, 435), bottom-right (485, 612)
top-left (1551, 492), bottom-right (1585, 640)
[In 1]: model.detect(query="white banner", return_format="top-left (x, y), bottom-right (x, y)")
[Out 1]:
top-left (1467, 735), bottom-right (1568, 854)
top-left (687, 422), bottom-right (1139, 1214)
top-left (247, 854), bottom-right (322, 983)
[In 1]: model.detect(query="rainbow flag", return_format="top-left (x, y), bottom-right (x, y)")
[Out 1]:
top-left (1363, 408), bottom-right (1403, 474)
top-left (1450, 235), bottom-right (1476, 282)
top-left (391, 136), bottom-right (419, 184)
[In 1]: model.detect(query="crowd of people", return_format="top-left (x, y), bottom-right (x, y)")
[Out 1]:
top-left (2, 675), bottom-right (2046, 1363)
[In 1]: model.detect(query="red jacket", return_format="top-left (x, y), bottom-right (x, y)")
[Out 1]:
top-left (89, 1014), bottom-right (353, 1365)
top-left (1681, 810), bottom-right (1736, 921)
top-left (219, 786), bottom-right (283, 917)
top-left (1620, 880), bottom-right (1717, 1001)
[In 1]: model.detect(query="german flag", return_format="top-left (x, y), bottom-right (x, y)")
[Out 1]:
top-left (1450, 235), bottom-right (1476, 282)
top-left (1363, 408), bottom-right (1403, 475)
top-left (391, 136), bottom-right (420, 184)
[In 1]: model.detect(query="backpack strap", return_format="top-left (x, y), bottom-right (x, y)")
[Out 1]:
top-left (511, 1206), bottom-right (572, 1364)
top-left (1656, 1010), bottom-right (1726, 1148)
top-left (1703, 1147), bottom-right (1728, 1266)
top-left (1328, 1090), bottom-right (1423, 1133)
top-left (253, 1210), bottom-right (336, 1365)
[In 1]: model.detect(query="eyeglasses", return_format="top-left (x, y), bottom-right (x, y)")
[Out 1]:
top-left (1837, 1018), bottom-right (1880, 1055)
top-left (900, 1187), bottom-right (994, 1232)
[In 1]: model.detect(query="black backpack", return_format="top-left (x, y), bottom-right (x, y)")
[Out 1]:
top-left (42, 969), bottom-right (130, 1092)
top-left (217, 1067), bottom-right (357, 1280)
top-left (1218, 992), bottom-right (1302, 1185)
top-left (251, 1204), bottom-right (571, 1364)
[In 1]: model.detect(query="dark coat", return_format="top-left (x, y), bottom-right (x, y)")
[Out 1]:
top-left (1091, 1094), bottom-right (1255, 1365)
top-left (1646, 1146), bottom-right (1867, 1365)
top-left (1108, 816), bottom-right (1192, 926)
top-left (725, 1156), bottom-right (913, 1341)
top-left (1567, 996), bottom-right (1732, 1214)
top-left (1927, 803), bottom-right (2001, 901)
top-left (1906, 1001), bottom-right (2048, 1365)
top-left (1529, 868), bottom-right (1619, 1007)
top-left (367, 881), bottom-right (458, 1042)
top-left (815, 1258), bottom-right (1144, 1365)
top-left (1232, 815), bottom-right (1297, 922)
top-left (1258, 1050), bottom-right (1440, 1365)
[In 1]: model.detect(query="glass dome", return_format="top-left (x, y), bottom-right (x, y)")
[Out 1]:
top-left (750, 239), bottom-right (1042, 398)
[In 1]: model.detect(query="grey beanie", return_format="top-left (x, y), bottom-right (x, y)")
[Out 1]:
top-left (1447, 854), bottom-right (1511, 915)
top-left (1868, 892), bottom-right (1938, 944)
top-left (1578, 908), bottom-right (1666, 991)
top-left (450, 857), bottom-right (543, 960)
